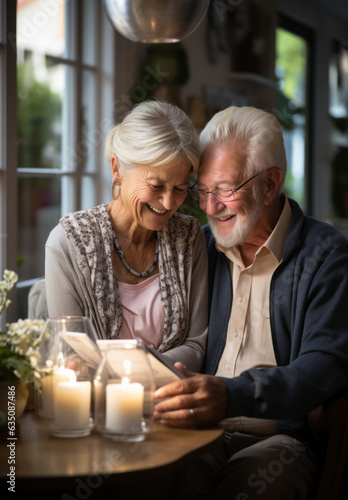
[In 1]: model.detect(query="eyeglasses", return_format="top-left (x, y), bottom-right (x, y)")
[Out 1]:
top-left (188, 171), bottom-right (263, 203)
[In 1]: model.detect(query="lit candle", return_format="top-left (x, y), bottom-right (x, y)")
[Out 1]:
top-left (40, 367), bottom-right (75, 418)
top-left (55, 374), bottom-right (91, 430)
top-left (106, 378), bottom-right (144, 433)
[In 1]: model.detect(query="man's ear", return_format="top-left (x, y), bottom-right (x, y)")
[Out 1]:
top-left (263, 167), bottom-right (283, 206)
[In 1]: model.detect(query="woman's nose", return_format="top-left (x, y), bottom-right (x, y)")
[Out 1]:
top-left (161, 191), bottom-right (176, 210)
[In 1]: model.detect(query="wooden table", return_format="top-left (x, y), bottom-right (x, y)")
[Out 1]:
top-left (0, 411), bottom-right (223, 499)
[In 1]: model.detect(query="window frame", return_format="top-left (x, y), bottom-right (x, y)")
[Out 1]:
top-left (1, 0), bottom-right (115, 321)
top-left (276, 13), bottom-right (315, 215)
top-left (1, 0), bottom-right (18, 324)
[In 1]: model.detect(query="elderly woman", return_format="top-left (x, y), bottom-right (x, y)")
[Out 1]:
top-left (44, 100), bottom-right (208, 371)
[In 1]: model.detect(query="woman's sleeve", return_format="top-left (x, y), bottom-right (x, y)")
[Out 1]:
top-left (161, 225), bottom-right (208, 372)
top-left (45, 224), bottom-right (86, 318)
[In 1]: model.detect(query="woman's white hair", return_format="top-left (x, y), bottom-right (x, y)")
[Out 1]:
top-left (105, 99), bottom-right (201, 173)
top-left (200, 106), bottom-right (287, 191)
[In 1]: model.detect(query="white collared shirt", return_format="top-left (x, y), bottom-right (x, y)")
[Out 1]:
top-left (216, 197), bottom-right (292, 434)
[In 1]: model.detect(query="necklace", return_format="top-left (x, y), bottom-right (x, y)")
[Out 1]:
top-left (112, 230), bottom-right (159, 278)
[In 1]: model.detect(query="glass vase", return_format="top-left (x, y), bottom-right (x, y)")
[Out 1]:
top-left (35, 316), bottom-right (98, 437)
top-left (94, 340), bottom-right (155, 442)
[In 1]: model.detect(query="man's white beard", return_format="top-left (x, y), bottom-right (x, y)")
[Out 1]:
top-left (207, 191), bottom-right (263, 249)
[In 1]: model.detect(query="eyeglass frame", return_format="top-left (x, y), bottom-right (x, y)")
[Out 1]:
top-left (188, 171), bottom-right (264, 203)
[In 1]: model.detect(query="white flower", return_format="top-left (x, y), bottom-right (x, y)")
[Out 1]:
top-left (6, 319), bottom-right (46, 355)
top-left (0, 269), bottom-right (18, 315)
top-left (0, 270), bottom-right (46, 385)
top-left (29, 354), bottom-right (39, 368)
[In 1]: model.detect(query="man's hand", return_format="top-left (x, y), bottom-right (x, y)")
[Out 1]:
top-left (153, 362), bottom-right (228, 428)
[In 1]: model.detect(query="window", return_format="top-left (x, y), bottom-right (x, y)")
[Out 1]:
top-left (0, 7), bottom-right (5, 267)
top-left (1, 0), bottom-right (116, 321)
top-left (1, 1), bottom-right (18, 326)
top-left (0, 6), bottom-right (4, 282)
top-left (329, 40), bottom-right (348, 221)
top-left (275, 17), bottom-right (313, 213)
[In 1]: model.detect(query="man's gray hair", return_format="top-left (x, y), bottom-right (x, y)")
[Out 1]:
top-left (200, 106), bottom-right (287, 192)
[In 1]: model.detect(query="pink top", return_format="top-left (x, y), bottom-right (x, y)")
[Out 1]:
top-left (117, 274), bottom-right (164, 349)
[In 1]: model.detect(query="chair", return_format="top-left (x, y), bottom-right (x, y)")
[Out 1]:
top-left (28, 277), bottom-right (48, 320)
top-left (307, 390), bottom-right (348, 500)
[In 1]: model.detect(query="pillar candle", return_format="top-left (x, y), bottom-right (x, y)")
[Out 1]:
top-left (55, 380), bottom-right (91, 429)
top-left (40, 368), bottom-right (75, 418)
top-left (106, 380), bottom-right (144, 433)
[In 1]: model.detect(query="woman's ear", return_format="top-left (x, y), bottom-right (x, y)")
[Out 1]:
top-left (111, 155), bottom-right (120, 181)
top-left (263, 167), bottom-right (283, 206)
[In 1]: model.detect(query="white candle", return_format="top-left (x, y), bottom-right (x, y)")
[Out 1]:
top-left (55, 378), bottom-right (91, 429)
top-left (40, 368), bottom-right (75, 418)
top-left (106, 379), bottom-right (144, 433)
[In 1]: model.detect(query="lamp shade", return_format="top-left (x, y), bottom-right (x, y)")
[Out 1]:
top-left (103, 0), bottom-right (210, 43)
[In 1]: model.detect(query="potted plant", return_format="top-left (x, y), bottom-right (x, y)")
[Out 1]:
top-left (0, 270), bottom-right (45, 424)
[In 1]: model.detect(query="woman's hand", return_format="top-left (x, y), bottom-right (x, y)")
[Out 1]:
top-left (153, 362), bottom-right (228, 427)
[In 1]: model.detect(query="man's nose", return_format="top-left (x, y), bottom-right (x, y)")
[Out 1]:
top-left (201, 192), bottom-right (225, 215)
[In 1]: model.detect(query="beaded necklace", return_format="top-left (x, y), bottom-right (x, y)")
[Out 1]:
top-left (112, 230), bottom-right (158, 278)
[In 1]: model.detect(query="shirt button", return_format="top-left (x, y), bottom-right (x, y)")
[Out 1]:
top-left (233, 332), bottom-right (238, 337)
top-left (238, 297), bottom-right (244, 303)
top-left (226, 365), bottom-right (231, 371)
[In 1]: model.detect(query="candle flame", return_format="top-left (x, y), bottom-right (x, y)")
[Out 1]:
top-left (56, 365), bottom-right (76, 383)
top-left (123, 359), bottom-right (132, 375)
top-left (121, 377), bottom-right (130, 385)
top-left (57, 351), bottom-right (64, 366)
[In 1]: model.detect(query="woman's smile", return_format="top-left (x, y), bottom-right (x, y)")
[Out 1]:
top-left (146, 203), bottom-right (167, 215)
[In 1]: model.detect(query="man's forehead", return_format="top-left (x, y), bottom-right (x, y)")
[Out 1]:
top-left (201, 142), bottom-right (246, 164)
top-left (198, 144), bottom-right (246, 184)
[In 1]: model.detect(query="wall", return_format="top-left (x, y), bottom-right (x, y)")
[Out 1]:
top-left (110, 0), bottom-right (348, 228)
top-left (112, 0), bottom-right (278, 128)
top-left (277, 0), bottom-right (348, 228)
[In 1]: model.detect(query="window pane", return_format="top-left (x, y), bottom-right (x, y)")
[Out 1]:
top-left (329, 41), bottom-right (348, 219)
top-left (16, 0), bottom-right (66, 58)
top-left (0, 47), bottom-right (4, 277)
top-left (61, 175), bottom-right (76, 216)
top-left (17, 61), bottom-right (63, 169)
top-left (0, 50), bottom-right (4, 172)
top-left (81, 176), bottom-right (97, 210)
top-left (0, 5), bottom-right (3, 43)
top-left (82, 0), bottom-right (97, 65)
top-left (17, 0), bottom-right (67, 170)
top-left (276, 28), bottom-right (308, 211)
top-left (18, 177), bottom-right (60, 281)
top-left (65, 0), bottom-right (76, 60)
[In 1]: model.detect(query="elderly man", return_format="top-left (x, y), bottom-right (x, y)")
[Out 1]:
top-left (154, 106), bottom-right (348, 499)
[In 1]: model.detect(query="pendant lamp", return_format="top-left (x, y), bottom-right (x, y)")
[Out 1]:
top-left (103, 0), bottom-right (210, 43)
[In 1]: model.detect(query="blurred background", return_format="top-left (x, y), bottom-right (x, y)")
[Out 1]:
top-left (1, 0), bottom-right (347, 321)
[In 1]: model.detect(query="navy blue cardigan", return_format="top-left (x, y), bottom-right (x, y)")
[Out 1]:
top-left (202, 198), bottom-right (348, 462)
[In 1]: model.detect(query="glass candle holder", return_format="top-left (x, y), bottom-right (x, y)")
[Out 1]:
top-left (94, 340), bottom-right (155, 442)
top-left (35, 316), bottom-right (98, 437)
